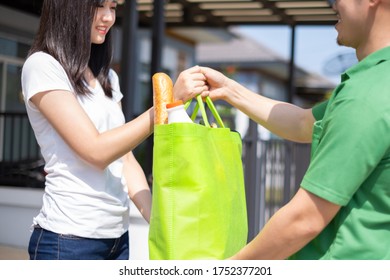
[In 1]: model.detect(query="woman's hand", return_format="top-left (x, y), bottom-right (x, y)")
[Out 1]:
top-left (173, 65), bottom-right (208, 102)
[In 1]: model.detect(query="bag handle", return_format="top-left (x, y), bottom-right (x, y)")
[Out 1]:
top-left (184, 96), bottom-right (225, 128)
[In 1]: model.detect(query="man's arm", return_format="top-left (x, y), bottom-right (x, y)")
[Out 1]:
top-left (201, 66), bottom-right (316, 143)
top-left (229, 188), bottom-right (341, 260)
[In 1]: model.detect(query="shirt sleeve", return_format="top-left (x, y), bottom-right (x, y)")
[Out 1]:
top-left (312, 100), bottom-right (328, 121)
top-left (21, 52), bottom-right (73, 104)
top-left (301, 83), bottom-right (390, 206)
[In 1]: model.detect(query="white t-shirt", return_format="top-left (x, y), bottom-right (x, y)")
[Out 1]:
top-left (21, 52), bottom-right (130, 238)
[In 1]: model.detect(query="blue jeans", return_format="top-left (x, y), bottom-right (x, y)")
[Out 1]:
top-left (28, 226), bottom-right (129, 260)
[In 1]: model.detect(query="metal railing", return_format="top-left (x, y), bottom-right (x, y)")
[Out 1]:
top-left (242, 121), bottom-right (311, 240)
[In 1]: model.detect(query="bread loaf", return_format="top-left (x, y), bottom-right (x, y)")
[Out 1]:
top-left (152, 72), bottom-right (174, 125)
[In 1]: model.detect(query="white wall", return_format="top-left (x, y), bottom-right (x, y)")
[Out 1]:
top-left (0, 187), bottom-right (149, 260)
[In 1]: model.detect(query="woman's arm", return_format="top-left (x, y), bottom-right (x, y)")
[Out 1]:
top-left (29, 66), bottom-right (207, 170)
top-left (122, 151), bottom-right (151, 223)
top-left (31, 90), bottom-right (154, 170)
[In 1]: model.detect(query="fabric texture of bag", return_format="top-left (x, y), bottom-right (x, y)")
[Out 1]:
top-left (148, 96), bottom-right (248, 260)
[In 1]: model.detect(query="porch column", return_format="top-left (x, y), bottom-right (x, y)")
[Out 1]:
top-left (144, 0), bottom-right (166, 178)
top-left (120, 0), bottom-right (139, 122)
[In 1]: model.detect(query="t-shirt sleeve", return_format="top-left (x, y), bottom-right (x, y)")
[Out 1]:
top-left (312, 100), bottom-right (328, 121)
top-left (301, 86), bottom-right (390, 206)
top-left (21, 52), bottom-right (73, 104)
top-left (109, 69), bottom-right (123, 103)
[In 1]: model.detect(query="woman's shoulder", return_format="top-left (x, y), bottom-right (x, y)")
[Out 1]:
top-left (25, 51), bottom-right (57, 64)
top-left (23, 52), bottom-right (66, 78)
top-left (22, 51), bottom-right (72, 96)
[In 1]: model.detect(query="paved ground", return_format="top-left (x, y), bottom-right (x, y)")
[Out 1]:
top-left (0, 245), bottom-right (28, 260)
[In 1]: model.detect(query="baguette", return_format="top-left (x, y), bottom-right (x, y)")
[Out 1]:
top-left (152, 72), bottom-right (174, 125)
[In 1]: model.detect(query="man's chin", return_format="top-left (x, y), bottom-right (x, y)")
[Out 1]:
top-left (336, 37), bottom-right (348, 48)
top-left (336, 38), bottom-right (344, 46)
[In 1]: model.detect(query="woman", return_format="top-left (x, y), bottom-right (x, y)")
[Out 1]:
top-left (21, 0), bottom-right (206, 260)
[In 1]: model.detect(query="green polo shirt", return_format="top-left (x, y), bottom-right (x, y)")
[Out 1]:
top-left (292, 46), bottom-right (390, 260)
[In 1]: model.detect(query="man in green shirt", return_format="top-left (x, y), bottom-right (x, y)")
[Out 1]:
top-left (199, 0), bottom-right (390, 259)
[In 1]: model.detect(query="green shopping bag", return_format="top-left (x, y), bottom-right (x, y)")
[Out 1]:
top-left (148, 96), bottom-right (248, 260)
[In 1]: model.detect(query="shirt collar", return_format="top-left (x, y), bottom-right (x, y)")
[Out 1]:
top-left (341, 46), bottom-right (390, 82)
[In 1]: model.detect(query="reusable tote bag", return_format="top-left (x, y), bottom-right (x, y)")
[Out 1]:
top-left (149, 96), bottom-right (248, 260)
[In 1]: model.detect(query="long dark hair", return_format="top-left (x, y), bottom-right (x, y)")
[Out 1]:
top-left (29, 0), bottom-right (113, 98)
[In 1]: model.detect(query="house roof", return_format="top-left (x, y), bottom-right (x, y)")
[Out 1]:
top-left (197, 29), bottom-right (337, 89)
top-left (197, 30), bottom-right (285, 62)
